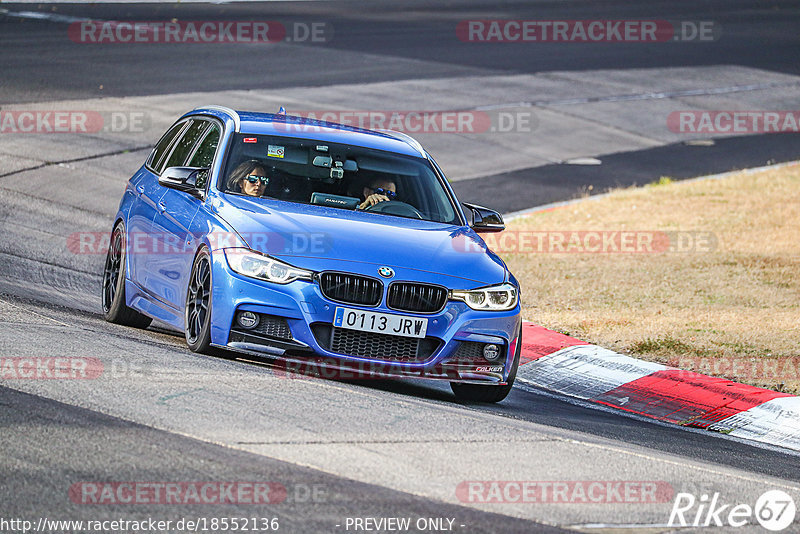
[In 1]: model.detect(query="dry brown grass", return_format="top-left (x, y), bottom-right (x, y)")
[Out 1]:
top-left (501, 163), bottom-right (800, 393)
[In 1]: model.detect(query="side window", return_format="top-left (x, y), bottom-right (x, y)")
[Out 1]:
top-left (163, 120), bottom-right (207, 169)
top-left (149, 121), bottom-right (187, 174)
top-left (188, 123), bottom-right (221, 168)
top-left (187, 123), bottom-right (221, 189)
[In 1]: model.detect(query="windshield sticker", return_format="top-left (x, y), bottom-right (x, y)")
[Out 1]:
top-left (267, 145), bottom-right (285, 158)
top-left (243, 137), bottom-right (257, 143)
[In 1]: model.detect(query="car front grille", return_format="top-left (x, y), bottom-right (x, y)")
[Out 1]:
top-left (318, 272), bottom-right (382, 306)
top-left (331, 328), bottom-right (423, 362)
top-left (311, 324), bottom-right (440, 363)
top-left (387, 282), bottom-right (448, 313)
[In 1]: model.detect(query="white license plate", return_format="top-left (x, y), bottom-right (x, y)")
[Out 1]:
top-left (333, 307), bottom-right (428, 339)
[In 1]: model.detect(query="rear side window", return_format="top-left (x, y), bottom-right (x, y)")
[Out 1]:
top-left (149, 121), bottom-right (187, 174)
top-left (163, 120), bottom-right (207, 169)
top-left (187, 123), bottom-right (221, 168)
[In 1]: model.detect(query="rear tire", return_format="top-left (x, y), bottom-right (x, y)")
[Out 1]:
top-left (185, 248), bottom-right (213, 354)
top-left (101, 222), bottom-right (152, 329)
top-left (451, 325), bottom-right (522, 403)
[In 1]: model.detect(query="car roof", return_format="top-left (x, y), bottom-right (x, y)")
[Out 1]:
top-left (185, 106), bottom-right (427, 158)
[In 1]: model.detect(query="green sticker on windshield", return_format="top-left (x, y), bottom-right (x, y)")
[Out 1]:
top-left (267, 145), bottom-right (285, 158)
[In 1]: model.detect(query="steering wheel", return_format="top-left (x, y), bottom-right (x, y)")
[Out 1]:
top-left (364, 200), bottom-right (424, 219)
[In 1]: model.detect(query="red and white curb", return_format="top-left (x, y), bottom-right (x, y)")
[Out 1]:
top-left (518, 322), bottom-right (800, 452)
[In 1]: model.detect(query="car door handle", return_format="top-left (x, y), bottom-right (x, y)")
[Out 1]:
top-left (136, 185), bottom-right (145, 194)
top-left (158, 201), bottom-right (167, 212)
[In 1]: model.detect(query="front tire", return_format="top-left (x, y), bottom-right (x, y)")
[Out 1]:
top-left (101, 222), bottom-right (152, 329)
top-left (185, 248), bottom-right (213, 354)
top-left (451, 325), bottom-right (522, 403)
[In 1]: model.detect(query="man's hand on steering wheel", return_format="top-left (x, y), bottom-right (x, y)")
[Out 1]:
top-left (362, 200), bottom-right (424, 219)
top-left (359, 193), bottom-right (390, 209)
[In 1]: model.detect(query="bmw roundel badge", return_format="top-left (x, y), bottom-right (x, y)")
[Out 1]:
top-left (378, 266), bottom-right (395, 278)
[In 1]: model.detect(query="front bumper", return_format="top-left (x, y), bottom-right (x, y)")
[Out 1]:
top-left (208, 252), bottom-right (521, 384)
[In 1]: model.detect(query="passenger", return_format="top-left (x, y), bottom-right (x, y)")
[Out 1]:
top-left (358, 178), bottom-right (397, 209)
top-left (227, 160), bottom-right (269, 197)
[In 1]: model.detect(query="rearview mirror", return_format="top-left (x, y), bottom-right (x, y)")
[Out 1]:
top-left (463, 202), bottom-right (505, 233)
top-left (158, 166), bottom-right (207, 198)
top-left (312, 156), bottom-right (359, 172)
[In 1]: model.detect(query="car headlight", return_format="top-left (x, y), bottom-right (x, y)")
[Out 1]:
top-left (224, 248), bottom-right (313, 284)
top-left (450, 283), bottom-right (518, 311)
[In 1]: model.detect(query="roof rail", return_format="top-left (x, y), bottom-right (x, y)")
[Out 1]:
top-left (378, 129), bottom-right (426, 156)
top-left (197, 105), bottom-right (241, 132)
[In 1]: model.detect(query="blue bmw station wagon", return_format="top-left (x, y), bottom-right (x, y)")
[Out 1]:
top-left (102, 106), bottom-right (522, 402)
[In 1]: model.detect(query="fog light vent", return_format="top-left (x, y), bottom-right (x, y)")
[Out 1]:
top-left (237, 311), bottom-right (259, 329)
top-left (483, 344), bottom-right (501, 362)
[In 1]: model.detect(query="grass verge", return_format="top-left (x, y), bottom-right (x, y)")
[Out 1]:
top-left (502, 163), bottom-right (800, 393)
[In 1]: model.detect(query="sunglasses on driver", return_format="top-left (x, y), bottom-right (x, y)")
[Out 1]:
top-left (244, 175), bottom-right (269, 184)
top-left (371, 187), bottom-right (397, 200)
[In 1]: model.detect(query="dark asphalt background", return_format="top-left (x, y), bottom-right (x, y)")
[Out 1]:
top-left (0, 384), bottom-right (566, 533)
top-left (3, 0), bottom-right (798, 211)
top-left (3, 0), bottom-right (800, 101)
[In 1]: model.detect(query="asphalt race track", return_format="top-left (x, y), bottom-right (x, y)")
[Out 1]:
top-left (1, 1), bottom-right (799, 532)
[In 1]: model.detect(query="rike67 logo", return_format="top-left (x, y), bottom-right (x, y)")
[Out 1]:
top-left (669, 490), bottom-right (796, 531)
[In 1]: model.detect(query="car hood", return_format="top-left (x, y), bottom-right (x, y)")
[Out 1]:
top-left (213, 194), bottom-right (508, 287)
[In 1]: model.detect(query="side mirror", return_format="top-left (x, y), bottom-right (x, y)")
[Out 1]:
top-left (158, 166), bottom-right (207, 198)
top-left (463, 202), bottom-right (505, 233)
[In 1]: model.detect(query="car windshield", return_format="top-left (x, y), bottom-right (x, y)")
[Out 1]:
top-left (220, 133), bottom-right (460, 224)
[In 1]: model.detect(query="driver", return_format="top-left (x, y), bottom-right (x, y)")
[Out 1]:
top-left (359, 178), bottom-right (396, 209)
top-left (227, 159), bottom-right (269, 197)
